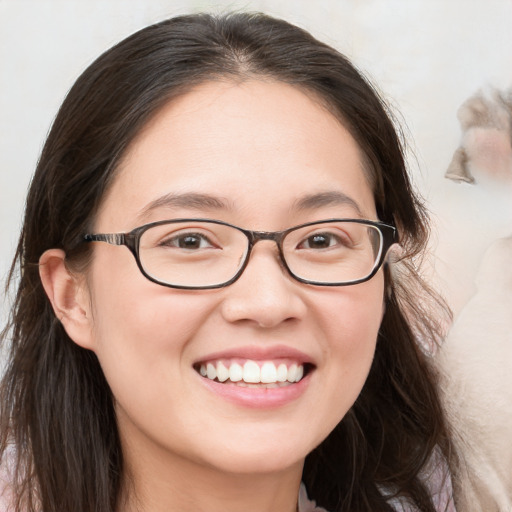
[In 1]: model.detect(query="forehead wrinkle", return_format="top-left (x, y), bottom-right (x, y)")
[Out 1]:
top-left (293, 191), bottom-right (366, 218)
top-left (137, 192), bottom-right (234, 221)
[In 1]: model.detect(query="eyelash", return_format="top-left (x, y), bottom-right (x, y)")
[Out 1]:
top-left (297, 231), bottom-right (351, 250)
top-left (161, 232), bottom-right (215, 250)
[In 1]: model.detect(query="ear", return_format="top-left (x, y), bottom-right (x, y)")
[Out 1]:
top-left (39, 248), bottom-right (96, 351)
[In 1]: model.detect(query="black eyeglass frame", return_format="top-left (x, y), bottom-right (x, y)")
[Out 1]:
top-left (84, 218), bottom-right (397, 290)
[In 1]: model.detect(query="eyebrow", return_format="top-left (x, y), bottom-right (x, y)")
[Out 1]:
top-left (293, 191), bottom-right (365, 217)
top-left (137, 192), bottom-right (232, 220)
top-left (137, 190), bottom-right (365, 222)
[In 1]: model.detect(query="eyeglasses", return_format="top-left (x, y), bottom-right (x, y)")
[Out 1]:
top-left (84, 218), bottom-right (397, 289)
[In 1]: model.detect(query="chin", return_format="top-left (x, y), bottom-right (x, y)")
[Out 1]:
top-left (210, 450), bottom-right (305, 476)
top-left (196, 433), bottom-right (312, 475)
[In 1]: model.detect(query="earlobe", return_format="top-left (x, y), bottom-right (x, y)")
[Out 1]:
top-left (39, 249), bottom-right (95, 350)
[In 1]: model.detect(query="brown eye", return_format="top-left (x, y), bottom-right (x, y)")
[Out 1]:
top-left (308, 234), bottom-right (332, 248)
top-left (162, 233), bottom-right (214, 250)
top-left (298, 232), bottom-right (345, 250)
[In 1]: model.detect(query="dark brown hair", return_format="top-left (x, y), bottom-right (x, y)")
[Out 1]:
top-left (1, 12), bottom-right (453, 512)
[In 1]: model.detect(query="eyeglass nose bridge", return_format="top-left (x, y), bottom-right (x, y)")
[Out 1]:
top-left (240, 228), bottom-right (291, 277)
top-left (247, 229), bottom-right (286, 244)
top-left (245, 228), bottom-right (290, 256)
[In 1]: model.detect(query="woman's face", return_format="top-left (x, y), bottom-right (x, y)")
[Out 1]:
top-left (81, 80), bottom-right (385, 477)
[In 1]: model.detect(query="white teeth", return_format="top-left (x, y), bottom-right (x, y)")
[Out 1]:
top-left (229, 362), bottom-right (243, 382)
top-left (276, 363), bottom-right (288, 382)
top-left (198, 360), bottom-right (306, 385)
top-left (206, 363), bottom-right (217, 380)
top-left (243, 361), bottom-right (261, 383)
top-left (216, 361), bottom-right (229, 382)
top-left (260, 362), bottom-right (277, 383)
top-left (287, 363), bottom-right (298, 383)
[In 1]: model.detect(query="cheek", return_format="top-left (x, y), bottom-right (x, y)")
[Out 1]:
top-left (90, 288), bottom-right (212, 366)
top-left (87, 283), bottom-right (221, 447)
top-left (318, 276), bottom-right (384, 353)
top-left (86, 250), bottom-right (216, 386)
top-left (315, 278), bottom-right (384, 409)
top-left (88, 246), bottom-right (209, 340)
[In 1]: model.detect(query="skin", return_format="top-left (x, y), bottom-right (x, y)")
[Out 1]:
top-left (40, 79), bottom-right (386, 512)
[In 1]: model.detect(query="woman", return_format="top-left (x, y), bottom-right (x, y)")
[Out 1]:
top-left (0, 12), bottom-right (455, 512)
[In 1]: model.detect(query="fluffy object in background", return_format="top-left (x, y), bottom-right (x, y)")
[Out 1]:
top-left (446, 87), bottom-right (512, 185)
top-left (436, 236), bottom-right (512, 511)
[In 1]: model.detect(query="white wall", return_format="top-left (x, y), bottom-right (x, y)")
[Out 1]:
top-left (1, 0), bottom-right (512, 322)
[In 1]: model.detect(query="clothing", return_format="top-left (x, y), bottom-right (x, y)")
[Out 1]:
top-left (298, 483), bottom-right (329, 512)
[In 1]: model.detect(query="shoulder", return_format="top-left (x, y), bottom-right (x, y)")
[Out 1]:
top-left (384, 449), bottom-right (457, 512)
top-left (0, 444), bottom-right (34, 512)
top-left (299, 450), bottom-right (457, 512)
top-left (298, 483), bottom-right (329, 512)
top-left (0, 445), bottom-right (15, 512)
top-left (420, 448), bottom-right (457, 512)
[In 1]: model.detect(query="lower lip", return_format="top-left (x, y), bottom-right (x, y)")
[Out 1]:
top-left (197, 372), bottom-right (312, 409)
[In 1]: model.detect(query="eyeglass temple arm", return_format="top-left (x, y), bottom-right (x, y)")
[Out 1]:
top-left (84, 233), bottom-right (126, 245)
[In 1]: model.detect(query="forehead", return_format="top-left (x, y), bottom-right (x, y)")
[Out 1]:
top-left (96, 79), bottom-right (376, 230)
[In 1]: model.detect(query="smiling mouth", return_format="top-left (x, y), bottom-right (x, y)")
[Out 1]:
top-left (194, 359), bottom-right (312, 388)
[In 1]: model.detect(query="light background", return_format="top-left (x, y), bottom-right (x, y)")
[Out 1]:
top-left (1, 0), bottom-right (512, 326)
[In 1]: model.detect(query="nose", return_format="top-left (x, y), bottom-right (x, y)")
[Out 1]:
top-left (220, 242), bottom-right (307, 328)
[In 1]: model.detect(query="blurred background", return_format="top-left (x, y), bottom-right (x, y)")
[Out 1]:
top-left (1, 0), bottom-right (512, 327)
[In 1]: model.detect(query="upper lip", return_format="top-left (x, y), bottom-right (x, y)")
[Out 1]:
top-left (194, 344), bottom-right (315, 366)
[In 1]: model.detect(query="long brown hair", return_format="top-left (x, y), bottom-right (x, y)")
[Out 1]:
top-left (1, 12), bottom-right (453, 512)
